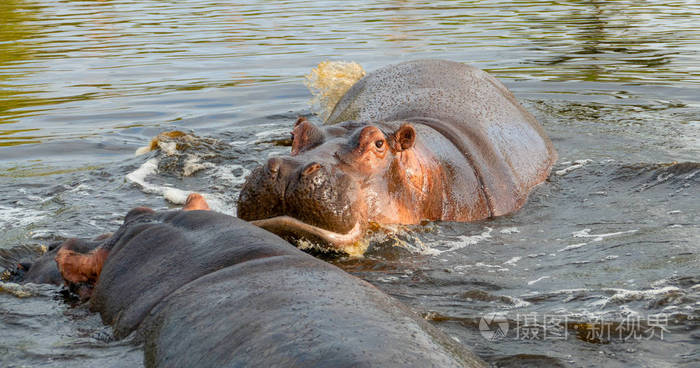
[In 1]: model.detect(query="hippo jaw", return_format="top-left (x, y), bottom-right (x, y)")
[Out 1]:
top-left (249, 216), bottom-right (364, 250)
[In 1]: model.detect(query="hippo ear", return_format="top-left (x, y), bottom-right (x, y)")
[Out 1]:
top-left (294, 116), bottom-right (307, 127)
top-left (291, 117), bottom-right (324, 156)
top-left (391, 124), bottom-right (416, 152)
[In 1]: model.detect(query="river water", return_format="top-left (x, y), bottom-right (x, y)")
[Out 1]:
top-left (0, 1), bottom-right (698, 367)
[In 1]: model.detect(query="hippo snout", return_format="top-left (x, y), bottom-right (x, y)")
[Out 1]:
top-left (237, 159), bottom-right (287, 222)
top-left (285, 162), bottom-right (359, 233)
top-left (238, 157), bottom-right (362, 238)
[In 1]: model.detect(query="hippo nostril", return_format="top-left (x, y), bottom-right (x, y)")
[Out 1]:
top-left (302, 162), bottom-right (321, 177)
top-left (267, 158), bottom-right (281, 175)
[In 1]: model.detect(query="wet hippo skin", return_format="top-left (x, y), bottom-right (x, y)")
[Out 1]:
top-left (238, 59), bottom-right (557, 251)
top-left (136, 212), bottom-right (485, 367)
top-left (49, 196), bottom-right (485, 367)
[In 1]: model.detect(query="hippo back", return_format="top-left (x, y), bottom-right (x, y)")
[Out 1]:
top-left (139, 252), bottom-right (484, 368)
top-left (326, 59), bottom-right (556, 216)
top-left (90, 210), bottom-right (484, 367)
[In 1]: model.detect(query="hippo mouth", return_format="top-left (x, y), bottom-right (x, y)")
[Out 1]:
top-left (250, 216), bottom-right (363, 249)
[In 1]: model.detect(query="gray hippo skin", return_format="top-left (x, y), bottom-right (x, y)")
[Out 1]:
top-left (238, 59), bottom-right (556, 251)
top-left (326, 59), bottom-right (557, 213)
top-left (52, 202), bottom-right (485, 367)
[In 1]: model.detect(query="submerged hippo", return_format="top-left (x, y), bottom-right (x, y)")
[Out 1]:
top-left (18, 194), bottom-right (484, 367)
top-left (238, 59), bottom-right (557, 252)
top-left (4, 234), bottom-right (109, 288)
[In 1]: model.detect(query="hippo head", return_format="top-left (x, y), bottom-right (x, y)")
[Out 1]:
top-left (238, 117), bottom-right (431, 252)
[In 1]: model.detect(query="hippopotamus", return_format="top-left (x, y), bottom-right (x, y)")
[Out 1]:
top-left (14, 194), bottom-right (484, 367)
top-left (237, 59), bottom-right (556, 252)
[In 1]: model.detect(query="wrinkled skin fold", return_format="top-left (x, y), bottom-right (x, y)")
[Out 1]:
top-left (238, 59), bottom-right (557, 252)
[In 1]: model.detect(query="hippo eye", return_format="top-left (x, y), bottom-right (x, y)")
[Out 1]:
top-left (375, 140), bottom-right (384, 149)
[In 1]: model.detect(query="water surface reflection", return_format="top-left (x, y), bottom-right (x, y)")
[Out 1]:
top-left (0, 0), bottom-right (697, 149)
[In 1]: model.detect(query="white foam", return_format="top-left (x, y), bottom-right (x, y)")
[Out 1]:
top-left (210, 164), bottom-right (250, 186)
top-left (254, 127), bottom-right (289, 139)
top-left (576, 286), bottom-right (684, 316)
top-left (500, 227), bottom-right (520, 234)
top-left (505, 296), bottom-right (532, 308)
top-left (125, 158), bottom-right (191, 205)
top-left (69, 183), bottom-right (91, 195)
top-left (619, 305), bottom-right (641, 317)
top-left (182, 155), bottom-right (215, 177)
top-left (126, 158), bottom-right (159, 186)
top-left (503, 256), bottom-right (522, 266)
top-left (362, 224), bottom-right (440, 256)
top-left (527, 276), bottom-right (550, 285)
top-left (229, 140), bottom-right (249, 147)
top-left (162, 187), bottom-right (190, 205)
top-left (555, 159), bottom-right (593, 176)
top-left (430, 227), bottom-right (493, 255)
top-left (30, 229), bottom-right (55, 239)
top-left (602, 286), bottom-right (683, 304)
top-left (134, 145), bottom-right (152, 156)
top-left (458, 227), bottom-right (493, 246)
top-left (377, 275), bottom-right (399, 282)
top-left (558, 228), bottom-right (638, 252)
top-left (572, 228), bottom-right (638, 241)
top-left (474, 262), bottom-right (509, 272)
top-left (125, 158), bottom-right (230, 213)
top-left (0, 205), bottom-right (46, 229)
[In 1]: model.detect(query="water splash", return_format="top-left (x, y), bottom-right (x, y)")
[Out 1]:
top-left (555, 159), bottom-right (593, 176)
top-left (125, 158), bottom-right (190, 204)
top-left (125, 158), bottom-right (228, 214)
top-left (304, 61), bottom-right (365, 122)
top-left (0, 205), bottom-right (46, 230)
